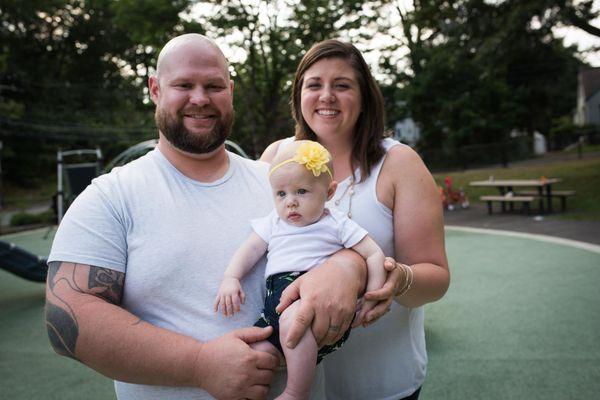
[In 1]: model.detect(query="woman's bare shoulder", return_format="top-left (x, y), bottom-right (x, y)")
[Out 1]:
top-left (382, 144), bottom-right (429, 179)
top-left (260, 139), bottom-right (285, 162)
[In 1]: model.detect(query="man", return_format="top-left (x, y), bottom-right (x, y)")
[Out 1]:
top-left (45, 34), bottom-right (368, 400)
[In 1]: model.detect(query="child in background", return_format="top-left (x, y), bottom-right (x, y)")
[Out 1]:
top-left (214, 140), bottom-right (386, 400)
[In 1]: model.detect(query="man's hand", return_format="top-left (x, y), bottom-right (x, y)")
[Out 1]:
top-left (362, 257), bottom-right (404, 325)
top-left (196, 326), bottom-right (279, 400)
top-left (276, 250), bottom-right (365, 349)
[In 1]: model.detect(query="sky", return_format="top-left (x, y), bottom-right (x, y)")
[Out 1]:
top-left (190, 1), bottom-right (600, 67)
top-left (557, 26), bottom-right (600, 66)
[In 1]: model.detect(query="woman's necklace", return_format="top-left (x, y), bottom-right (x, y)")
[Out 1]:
top-left (334, 175), bottom-right (356, 218)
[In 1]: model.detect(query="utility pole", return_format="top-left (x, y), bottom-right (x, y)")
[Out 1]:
top-left (0, 140), bottom-right (3, 209)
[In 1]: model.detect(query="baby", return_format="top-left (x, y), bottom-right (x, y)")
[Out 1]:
top-left (214, 140), bottom-right (386, 400)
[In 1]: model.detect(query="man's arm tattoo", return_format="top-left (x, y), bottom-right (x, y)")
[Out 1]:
top-left (45, 262), bottom-right (125, 360)
top-left (88, 267), bottom-right (124, 305)
top-left (46, 301), bottom-right (79, 359)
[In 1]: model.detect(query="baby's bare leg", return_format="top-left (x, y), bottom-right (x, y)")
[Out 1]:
top-left (251, 340), bottom-right (282, 359)
top-left (276, 300), bottom-right (317, 400)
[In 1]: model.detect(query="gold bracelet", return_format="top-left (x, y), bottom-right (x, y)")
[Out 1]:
top-left (396, 263), bottom-right (413, 297)
top-left (395, 263), bottom-right (408, 296)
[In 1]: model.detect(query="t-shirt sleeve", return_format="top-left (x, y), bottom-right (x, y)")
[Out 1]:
top-left (338, 215), bottom-right (368, 249)
top-left (250, 210), bottom-right (275, 243)
top-left (48, 178), bottom-right (128, 273)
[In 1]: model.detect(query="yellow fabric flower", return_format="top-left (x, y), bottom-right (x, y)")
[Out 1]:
top-left (293, 141), bottom-right (331, 177)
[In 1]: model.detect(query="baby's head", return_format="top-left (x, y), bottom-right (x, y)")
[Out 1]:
top-left (269, 140), bottom-right (337, 227)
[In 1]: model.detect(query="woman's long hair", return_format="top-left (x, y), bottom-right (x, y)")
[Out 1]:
top-left (291, 39), bottom-right (385, 180)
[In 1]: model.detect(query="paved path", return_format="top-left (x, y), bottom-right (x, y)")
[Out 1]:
top-left (0, 201), bottom-right (51, 230)
top-left (444, 204), bottom-right (600, 245)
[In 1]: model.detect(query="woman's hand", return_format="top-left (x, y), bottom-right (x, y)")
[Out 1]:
top-left (361, 257), bottom-right (405, 325)
top-left (275, 250), bottom-right (366, 349)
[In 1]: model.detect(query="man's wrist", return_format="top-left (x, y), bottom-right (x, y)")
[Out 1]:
top-left (189, 341), bottom-right (208, 389)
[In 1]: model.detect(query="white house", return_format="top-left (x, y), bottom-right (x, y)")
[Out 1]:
top-left (393, 117), bottom-right (421, 147)
top-left (574, 67), bottom-right (600, 126)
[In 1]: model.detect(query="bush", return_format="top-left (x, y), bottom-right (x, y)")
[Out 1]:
top-left (549, 119), bottom-right (600, 150)
top-left (10, 209), bottom-right (56, 226)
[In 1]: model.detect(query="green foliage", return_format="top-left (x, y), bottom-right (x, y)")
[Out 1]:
top-left (9, 209), bottom-right (55, 226)
top-left (0, 0), bottom-right (596, 192)
top-left (379, 0), bottom-right (585, 153)
top-left (192, 0), bottom-right (384, 156)
top-left (0, 0), bottom-right (198, 185)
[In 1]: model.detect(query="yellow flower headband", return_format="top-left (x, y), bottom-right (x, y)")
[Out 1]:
top-left (270, 141), bottom-right (333, 180)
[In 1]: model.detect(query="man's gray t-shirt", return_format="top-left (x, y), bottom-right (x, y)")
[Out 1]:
top-left (49, 148), bottom-right (275, 399)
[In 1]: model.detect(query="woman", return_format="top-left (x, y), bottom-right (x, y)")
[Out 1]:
top-left (261, 39), bottom-right (449, 400)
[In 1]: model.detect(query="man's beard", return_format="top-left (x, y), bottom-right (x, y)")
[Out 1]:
top-left (155, 105), bottom-right (234, 154)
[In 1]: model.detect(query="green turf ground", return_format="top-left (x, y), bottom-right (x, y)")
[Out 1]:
top-left (1, 229), bottom-right (599, 399)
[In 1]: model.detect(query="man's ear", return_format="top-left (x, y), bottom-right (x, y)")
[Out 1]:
top-left (149, 75), bottom-right (160, 105)
top-left (327, 181), bottom-right (338, 200)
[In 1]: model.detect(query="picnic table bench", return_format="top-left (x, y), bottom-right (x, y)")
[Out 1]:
top-left (480, 195), bottom-right (535, 214)
top-left (515, 190), bottom-right (576, 212)
top-left (470, 178), bottom-right (567, 213)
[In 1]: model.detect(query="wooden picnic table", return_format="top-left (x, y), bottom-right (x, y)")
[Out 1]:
top-left (469, 178), bottom-right (562, 213)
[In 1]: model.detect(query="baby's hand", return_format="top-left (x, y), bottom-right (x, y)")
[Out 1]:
top-left (353, 299), bottom-right (377, 328)
top-left (213, 277), bottom-right (246, 317)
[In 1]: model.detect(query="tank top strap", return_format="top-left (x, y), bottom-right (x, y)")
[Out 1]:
top-left (362, 137), bottom-right (402, 188)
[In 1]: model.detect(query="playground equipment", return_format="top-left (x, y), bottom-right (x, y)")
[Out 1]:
top-left (440, 176), bottom-right (469, 211)
top-left (56, 148), bottom-right (103, 223)
top-left (0, 240), bottom-right (47, 282)
top-left (104, 139), bottom-right (250, 173)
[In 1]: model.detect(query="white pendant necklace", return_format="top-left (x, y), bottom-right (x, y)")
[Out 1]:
top-left (334, 176), bottom-right (356, 218)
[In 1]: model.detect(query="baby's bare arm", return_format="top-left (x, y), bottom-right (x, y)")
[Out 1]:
top-left (224, 232), bottom-right (268, 279)
top-left (214, 233), bottom-right (268, 315)
top-left (352, 235), bottom-right (386, 293)
top-left (351, 236), bottom-right (386, 326)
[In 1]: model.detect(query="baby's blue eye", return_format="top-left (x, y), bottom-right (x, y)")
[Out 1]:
top-left (297, 188), bottom-right (307, 195)
top-left (277, 191), bottom-right (286, 197)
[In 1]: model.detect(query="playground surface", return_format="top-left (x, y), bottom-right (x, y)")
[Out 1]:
top-left (1, 225), bottom-right (599, 399)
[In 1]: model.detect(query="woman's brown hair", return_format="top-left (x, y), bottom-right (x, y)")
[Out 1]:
top-left (291, 39), bottom-right (385, 180)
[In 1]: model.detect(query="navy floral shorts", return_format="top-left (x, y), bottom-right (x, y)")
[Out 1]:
top-left (254, 271), bottom-right (351, 364)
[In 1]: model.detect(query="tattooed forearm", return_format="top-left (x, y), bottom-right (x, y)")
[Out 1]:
top-left (88, 266), bottom-right (124, 305)
top-left (46, 262), bottom-right (80, 360)
top-left (46, 302), bottom-right (79, 359)
top-left (45, 262), bottom-right (125, 361)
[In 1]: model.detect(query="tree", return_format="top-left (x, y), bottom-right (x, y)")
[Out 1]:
top-left (191, 0), bottom-right (385, 156)
top-left (379, 0), bottom-right (582, 153)
top-left (0, 0), bottom-right (199, 186)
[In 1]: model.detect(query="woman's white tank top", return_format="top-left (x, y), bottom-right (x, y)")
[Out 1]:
top-left (278, 137), bottom-right (427, 399)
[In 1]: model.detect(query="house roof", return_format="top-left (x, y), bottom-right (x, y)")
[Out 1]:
top-left (580, 67), bottom-right (600, 100)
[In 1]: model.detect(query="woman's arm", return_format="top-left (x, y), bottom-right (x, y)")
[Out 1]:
top-left (388, 145), bottom-right (449, 307)
top-left (365, 145), bottom-right (449, 309)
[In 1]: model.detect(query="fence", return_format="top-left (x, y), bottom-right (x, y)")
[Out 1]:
top-left (421, 136), bottom-right (532, 172)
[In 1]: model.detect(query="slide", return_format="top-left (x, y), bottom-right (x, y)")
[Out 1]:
top-left (0, 240), bottom-right (48, 282)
